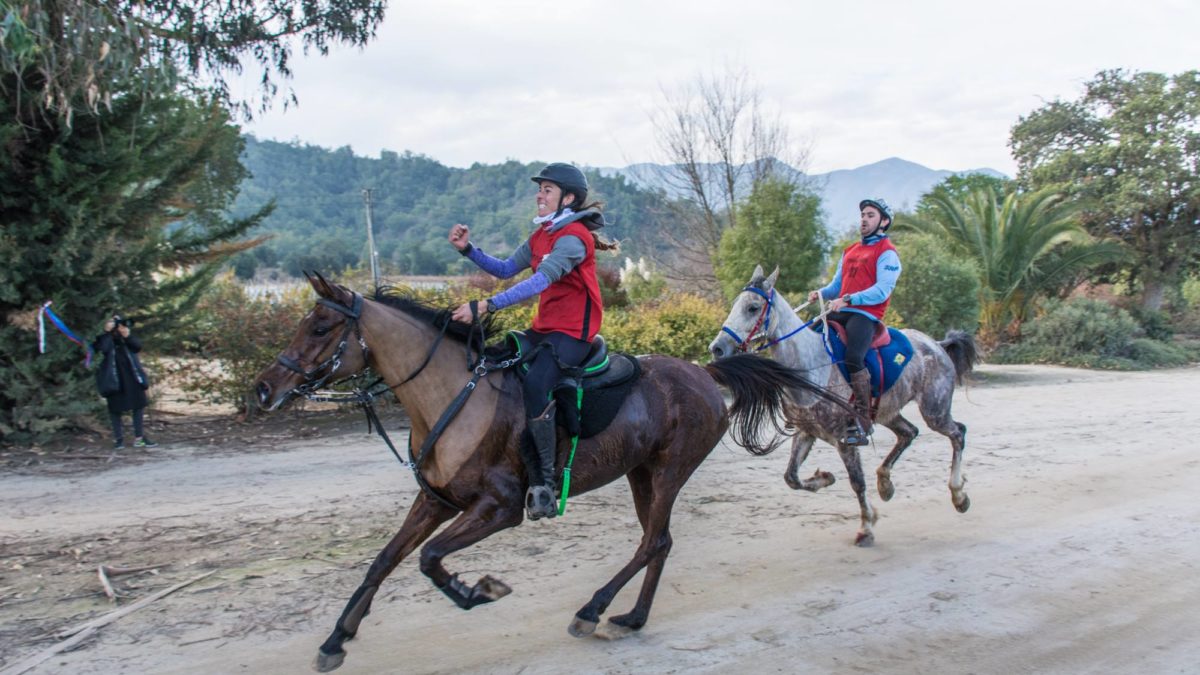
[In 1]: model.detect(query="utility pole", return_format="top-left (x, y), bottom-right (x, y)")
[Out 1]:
top-left (362, 188), bottom-right (380, 289)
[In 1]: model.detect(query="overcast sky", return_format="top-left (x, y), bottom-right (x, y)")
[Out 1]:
top-left (239, 0), bottom-right (1198, 175)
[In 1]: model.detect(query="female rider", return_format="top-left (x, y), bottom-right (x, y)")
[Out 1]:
top-left (449, 162), bottom-right (614, 519)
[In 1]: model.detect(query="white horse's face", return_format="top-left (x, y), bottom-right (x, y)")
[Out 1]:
top-left (709, 265), bottom-right (779, 360)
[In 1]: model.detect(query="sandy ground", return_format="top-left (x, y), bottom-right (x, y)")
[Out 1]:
top-left (2, 363), bottom-right (1198, 675)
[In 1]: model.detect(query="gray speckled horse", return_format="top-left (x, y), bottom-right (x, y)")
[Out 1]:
top-left (709, 266), bottom-right (979, 546)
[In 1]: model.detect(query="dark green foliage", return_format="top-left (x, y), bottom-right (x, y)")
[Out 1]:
top-left (1010, 69), bottom-right (1200, 311)
top-left (231, 138), bottom-right (673, 277)
top-left (713, 179), bottom-right (830, 299)
top-left (990, 298), bottom-right (1191, 369)
top-left (889, 234), bottom-right (981, 337)
top-left (0, 88), bottom-right (269, 442)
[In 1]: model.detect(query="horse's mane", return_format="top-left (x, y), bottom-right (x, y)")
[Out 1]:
top-left (371, 286), bottom-right (499, 348)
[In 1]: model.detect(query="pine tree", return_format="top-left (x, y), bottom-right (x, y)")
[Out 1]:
top-left (0, 85), bottom-right (271, 441)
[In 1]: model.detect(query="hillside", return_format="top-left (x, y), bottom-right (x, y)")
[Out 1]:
top-left (229, 138), bottom-right (1005, 277)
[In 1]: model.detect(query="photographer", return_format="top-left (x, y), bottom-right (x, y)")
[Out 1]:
top-left (92, 315), bottom-right (157, 449)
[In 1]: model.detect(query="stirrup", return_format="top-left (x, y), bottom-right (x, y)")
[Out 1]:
top-left (841, 420), bottom-right (870, 446)
top-left (526, 484), bottom-right (557, 520)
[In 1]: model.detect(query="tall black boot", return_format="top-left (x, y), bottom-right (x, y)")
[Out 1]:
top-left (525, 400), bottom-right (559, 520)
top-left (841, 369), bottom-right (874, 446)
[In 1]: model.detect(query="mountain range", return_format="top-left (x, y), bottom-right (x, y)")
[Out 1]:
top-left (599, 156), bottom-right (1007, 227)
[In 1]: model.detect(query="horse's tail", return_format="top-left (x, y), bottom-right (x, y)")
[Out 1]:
top-left (939, 329), bottom-right (980, 385)
top-left (704, 353), bottom-right (856, 457)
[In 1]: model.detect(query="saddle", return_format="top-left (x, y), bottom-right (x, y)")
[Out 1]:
top-left (503, 332), bottom-right (642, 438)
top-left (815, 320), bottom-right (914, 399)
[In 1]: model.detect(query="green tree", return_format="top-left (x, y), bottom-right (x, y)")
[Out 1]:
top-left (714, 179), bottom-right (830, 299)
top-left (0, 0), bottom-right (386, 123)
top-left (895, 187), bottom-right (1125, 342)
top-left (1010, 69), bottom-right (1200, 311)
top-left (0, 91), bottom-right (270, 441)
top-left (888, 234), bottom-right (981, 337)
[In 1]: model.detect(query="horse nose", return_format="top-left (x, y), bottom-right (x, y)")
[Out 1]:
top-left (709, 341), bottom-right (726, 360)
top-left (256, 381), bottom-right (272, 407)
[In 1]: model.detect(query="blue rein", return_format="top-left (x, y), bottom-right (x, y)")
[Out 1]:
top-left (721, 286), bottom-right (819, 353)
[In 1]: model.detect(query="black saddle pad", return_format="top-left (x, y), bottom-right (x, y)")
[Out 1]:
top-left (554, 353), bottom-right (641, 439)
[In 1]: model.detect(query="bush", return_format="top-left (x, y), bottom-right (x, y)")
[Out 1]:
top-left (164, 275), bottom-right (313, 412)
top-left (603, 293), bottom-right (726, 361)
top-left (888, 234), bottom-right (981, 337)
top-left (990, 297), bottom-right (1191, 369)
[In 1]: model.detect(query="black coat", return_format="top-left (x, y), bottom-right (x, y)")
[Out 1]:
top-left (92, 332), bottom-right (149, 414)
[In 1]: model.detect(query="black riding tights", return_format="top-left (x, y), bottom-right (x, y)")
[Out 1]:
top-left (110, 407), bottom-right (145, 444)
top-left (522, 330), bottom-right (591, 415)
top-left (828, 311), bottom-right (877, 374)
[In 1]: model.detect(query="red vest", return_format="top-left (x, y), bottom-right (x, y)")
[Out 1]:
top-left (838, 238), bottom-right (897, 320)
top-left (529, 221), bottom-right (603, 341)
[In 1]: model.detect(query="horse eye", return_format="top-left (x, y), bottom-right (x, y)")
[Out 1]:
top-left (746, 304), bottom-right (761, 314)
top-left (313, 325), bottom-right (331, 336)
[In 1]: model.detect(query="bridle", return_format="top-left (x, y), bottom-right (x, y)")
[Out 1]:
top-left (720, 285), bottom-right (823, 354)
top-left (271, 293), bottom-right (517, 513)
top-left (275, 294), bottom-right (369, 399)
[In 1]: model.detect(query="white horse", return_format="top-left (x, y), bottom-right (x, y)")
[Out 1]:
top-left (709, 265), bottom-right (979, 546)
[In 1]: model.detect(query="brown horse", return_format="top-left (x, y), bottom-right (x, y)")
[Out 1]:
top-left (253, 273), bottom-right (850, 672)
top-left (710, 266), bottom-right (979, 547)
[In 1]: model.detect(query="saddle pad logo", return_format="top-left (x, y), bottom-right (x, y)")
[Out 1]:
top-left (893, 353), bottom-right (907, 365)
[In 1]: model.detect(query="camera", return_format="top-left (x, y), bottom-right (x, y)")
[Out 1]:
top-left (111, 314), bottom-right (130, 329)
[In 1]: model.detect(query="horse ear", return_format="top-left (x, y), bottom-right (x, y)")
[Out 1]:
top-left (306, 271), bottom-right (331, 298)
top-left (750, 264), bottom-right (765, 283)
top-left (764, 266), bottom-right (780, 290)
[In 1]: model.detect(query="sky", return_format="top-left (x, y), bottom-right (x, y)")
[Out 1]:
top-left (239, 0), bottom-right (1199, 176)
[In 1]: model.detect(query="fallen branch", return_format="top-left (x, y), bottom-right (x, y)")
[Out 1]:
top-left (0, 627), bottom-right (97, 675)
top-left (56, 570), bottom-right (216, 639)
top-left (96, 566), bottom-right (116, 603)
top-left (101, 563), bottom-right (166, 577)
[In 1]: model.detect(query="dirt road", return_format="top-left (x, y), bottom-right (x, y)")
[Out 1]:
top-left (2, 364), bottom-right (1198, 674)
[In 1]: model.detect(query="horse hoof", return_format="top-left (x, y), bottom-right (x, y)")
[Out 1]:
top-left (854, 531), bottom-right (875, 547)
top-left (877, 476), bottom-right (895, 501)
top-left (313, 649), bottom-right (345, 672)
top-left (597, 621), bottom-right (637, 641)
top-left (954, 495), bottom-right (971, 513)
top-left (476, 575), bottom-right (512, 602)
top-left (569, 616), bottom-right (598, 638)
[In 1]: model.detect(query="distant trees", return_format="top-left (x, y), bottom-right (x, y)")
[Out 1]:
top-left (714, 179), bottom-right (830, 299)
top-left (1010, 69), bottom-right (1200, 311)
top-left (647, 66), bottom-right (808, 294)
top-left (231, 141), bottom-right (675, 277)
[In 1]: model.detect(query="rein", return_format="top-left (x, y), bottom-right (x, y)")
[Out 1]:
top-left (284, 294), bottom-right (523, 513)
top-left (721, 285), bottom-right (825, 353)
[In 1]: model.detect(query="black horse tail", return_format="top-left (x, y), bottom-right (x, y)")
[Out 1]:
top-left (939, 329), bottom-right (980, 384)
top-left (705, 353), bottom-right (856, 457)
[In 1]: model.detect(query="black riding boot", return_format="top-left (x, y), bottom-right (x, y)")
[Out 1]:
top-left (841, 369), bottom-right (874, 446)
top-left (525, 401), bottom-right (559, 520)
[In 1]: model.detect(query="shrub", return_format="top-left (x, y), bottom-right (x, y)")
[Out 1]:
top-left (164, 275), bottom-right (314, 412)
top-left (603, 293), bottom-right (726, 361)
top-left (888, 234), bottom-right (981, 337)
top-left (990, 297), bottom-right (1191, 369)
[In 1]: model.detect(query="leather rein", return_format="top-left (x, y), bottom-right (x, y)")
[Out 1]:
top-left (275, 295), bottom-right (519, 513)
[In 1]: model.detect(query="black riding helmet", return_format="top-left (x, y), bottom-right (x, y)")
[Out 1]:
top-left (531, 163), bottom-right (589, 215)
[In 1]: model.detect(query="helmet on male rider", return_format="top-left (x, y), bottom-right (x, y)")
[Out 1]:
top-left (859, 197), bottom-right (894, 232)
top-left (531, 163), bottom-right (589, 210)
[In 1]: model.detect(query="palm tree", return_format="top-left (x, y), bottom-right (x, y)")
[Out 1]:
top-left (896, 187), bottom-right (1125, 342)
